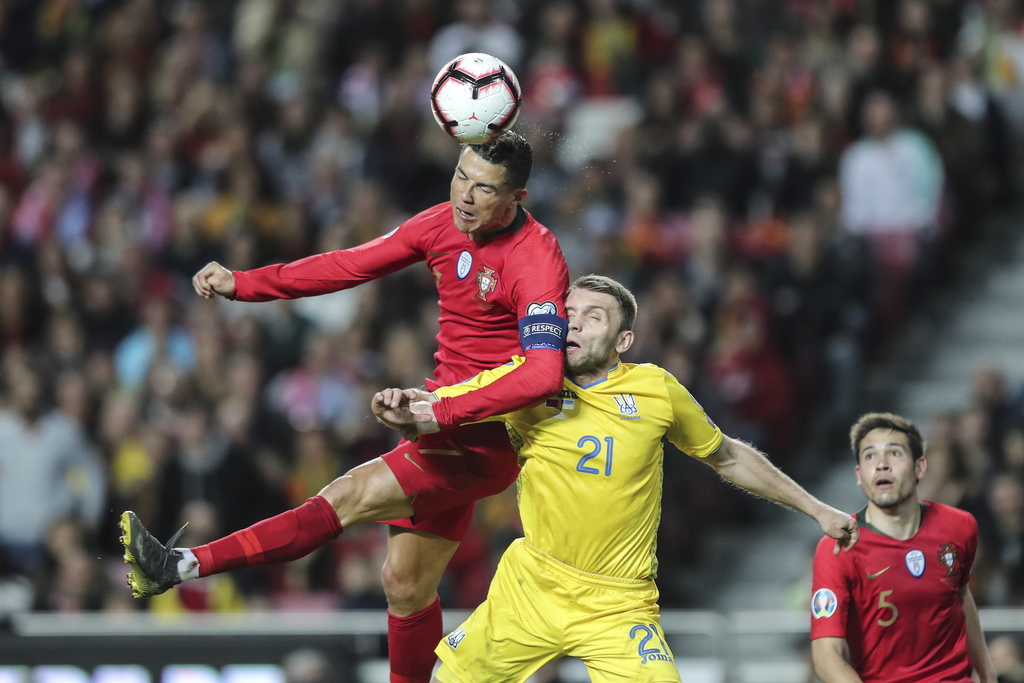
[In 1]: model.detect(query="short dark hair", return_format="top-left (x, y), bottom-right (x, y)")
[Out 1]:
top-left (849, 412), bottom-right (925, 462)
top-left (569, 274), bottom-right (638, 333)
top-left (468, 131), bottom-right (532, 190)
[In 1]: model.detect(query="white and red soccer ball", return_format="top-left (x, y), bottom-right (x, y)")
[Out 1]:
top-left (430, 53), bottom-right (522, 144)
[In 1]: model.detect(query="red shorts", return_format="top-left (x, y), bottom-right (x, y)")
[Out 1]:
top-left (381, 421), bottom-right (520, 541)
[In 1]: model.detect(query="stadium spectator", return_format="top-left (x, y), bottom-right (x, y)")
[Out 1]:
top-left (976, 472), bottom-right (1024, 605)
top-left (0, 360), bottom-right (105, 574)
top-left (113, 290), bottom-right (196, 392)
top-left (427, 0), bottom-right (522, 74)
top-left (762, 212), bottom-right (867, 440)
top-left (838, 88), bottom-right (945, 331)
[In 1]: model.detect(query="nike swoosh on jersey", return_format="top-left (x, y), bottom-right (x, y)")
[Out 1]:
top-left (428, 250), bottom-right (449, 258)
top-left (419, 448), bottom-right (464, 456)
top-left (403, 453), bottom-right (425, 472)
top-left (867, 566), bottom-right (891, 579)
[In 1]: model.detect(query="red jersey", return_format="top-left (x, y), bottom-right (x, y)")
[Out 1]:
top-left (810, 502), bottom-right (978, 683)
top-left (232, 202), bottom-right (569, 426)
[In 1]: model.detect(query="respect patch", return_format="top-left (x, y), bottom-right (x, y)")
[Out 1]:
top-left (519, 307), bottom-right (567, 351)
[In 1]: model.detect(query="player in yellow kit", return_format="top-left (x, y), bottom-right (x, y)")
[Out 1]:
top-left (373, 274), bottom-right (859, 683)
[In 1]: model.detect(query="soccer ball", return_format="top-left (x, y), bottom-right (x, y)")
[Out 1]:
top-left (430, 53), bottom-right (522, 144)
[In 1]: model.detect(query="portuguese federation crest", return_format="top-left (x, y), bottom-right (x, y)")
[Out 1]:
top-left (938, 542), bottom-right (961, 577)
top-left (476, 266), bottom-right (497, 301)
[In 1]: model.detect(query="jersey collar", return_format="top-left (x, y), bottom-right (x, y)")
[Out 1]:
top-left (476, 205), bottom-right (527, 242)
top-left (566, 362), bottom-right (623, 389)
top-left (855, 502), bottom-right (928, 538)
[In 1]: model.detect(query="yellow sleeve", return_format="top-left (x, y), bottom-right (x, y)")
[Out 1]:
top-left (662, 370), bottom-right (723, 458)
top-left (433, 356), bottom-right (525, 422)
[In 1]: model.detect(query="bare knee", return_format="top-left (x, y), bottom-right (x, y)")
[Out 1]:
top-left (381, 530), bottom-right (460, 616)
top-left (381, 558), bottom-right (438, 616)
top-left (318, 459), bottom-right (411, 527)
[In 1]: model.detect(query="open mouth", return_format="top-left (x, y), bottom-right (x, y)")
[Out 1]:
top-left (874, 478), bottom-right (894, 489)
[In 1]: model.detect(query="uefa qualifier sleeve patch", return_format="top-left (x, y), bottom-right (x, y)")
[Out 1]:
top-left (519, 301), bottom-right (567, 351)
top-left (811, 588), bottom-right (838, 619)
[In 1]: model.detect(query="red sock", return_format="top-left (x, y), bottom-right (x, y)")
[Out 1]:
top-left (388, 596), bottom-right (442, 683)
top-left (192, 496), bottom-right (342, 576)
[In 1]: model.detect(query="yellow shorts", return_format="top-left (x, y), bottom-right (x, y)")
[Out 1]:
top-left (435, 539), bottom-right (680, 683)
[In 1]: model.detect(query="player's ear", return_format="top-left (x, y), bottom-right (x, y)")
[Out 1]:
top-left (513, 188), bottom-right (527, 205)
top-left (616, 329), bottom-right (634, 354)
top-left (915, 455), bottom-right (927, 482)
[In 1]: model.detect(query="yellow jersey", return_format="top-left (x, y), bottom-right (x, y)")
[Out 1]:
top-left (435, 357), bottom-right (723, 580)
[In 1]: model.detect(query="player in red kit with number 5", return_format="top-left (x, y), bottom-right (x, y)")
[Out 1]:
top-left (119, 132), bottom-right (569, 683)
top-left (810, 412), bottom-right (996, 683)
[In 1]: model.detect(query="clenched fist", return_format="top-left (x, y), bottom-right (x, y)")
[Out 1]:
top-left (192, 262), bottom-right (236, 299)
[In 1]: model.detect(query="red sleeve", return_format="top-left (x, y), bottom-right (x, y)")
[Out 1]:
top-left (432, 228), bottom-right (568, 427)
top-left (958, 508), bottom-right (979, 590)
top-left (810, 534), bottom-right (851, 641)
top-left (433, 346), bottom-right (564, 426)
top-left (232, 225), bottom-right (423, 302)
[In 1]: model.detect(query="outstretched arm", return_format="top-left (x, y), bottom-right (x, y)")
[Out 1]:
top-left (193, 224), bottom-right (424, 302)
top-left (703, 436), bottom-right (859, 554)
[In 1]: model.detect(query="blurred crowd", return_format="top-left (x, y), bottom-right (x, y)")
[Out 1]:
top-left (1, 0), bottom-right (1024, 644)
top-left (924, 364), bottom-right (1024, 612)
